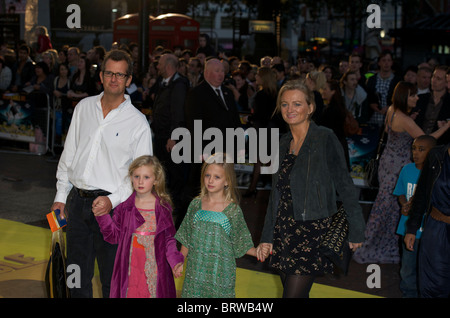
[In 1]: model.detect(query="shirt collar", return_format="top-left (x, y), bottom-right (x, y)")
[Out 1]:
top-left (96, 92), bottom-right (131, 111)
top-left (208, 82), bottom-right (221, 91)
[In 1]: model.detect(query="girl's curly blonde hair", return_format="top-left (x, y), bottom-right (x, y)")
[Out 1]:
top-left (128, 155), bottom-right (172, 209)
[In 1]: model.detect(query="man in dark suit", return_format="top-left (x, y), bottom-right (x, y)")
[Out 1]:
top-left (151, 53), bottom-right (190, 220)
top-left (185, 58), bottom-right (241, 148)
top-left (179, 58), bottom-right (241, 227)
top-left (414, 65), bottom-right (450, 145)
top-left (272, 63), bottom-right (287, 90)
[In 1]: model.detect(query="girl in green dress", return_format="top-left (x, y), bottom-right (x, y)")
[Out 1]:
top-left (175, 153), bottom-right (257, 298)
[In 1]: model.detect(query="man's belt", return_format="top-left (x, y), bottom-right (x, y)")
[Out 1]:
top-left (75, 188), bottom-right (111, 198)
top-left (430, 206), bottom-right (450, 224)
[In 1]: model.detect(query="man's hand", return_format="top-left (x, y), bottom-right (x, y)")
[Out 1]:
top-left (51, 202), bottom-right (66, 219)
top-left (404, 234), bottom-right (416, 251)
top-left (92, 196), bottom-right (113, 216)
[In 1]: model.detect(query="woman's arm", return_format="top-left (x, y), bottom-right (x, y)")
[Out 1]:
top-left (401, 110), bottom-right (450, 140)
top-left (326, 133), bottom-right (366, 243)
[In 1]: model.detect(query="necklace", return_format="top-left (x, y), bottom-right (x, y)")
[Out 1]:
top-left (290, 137), bottom-right (304, 155)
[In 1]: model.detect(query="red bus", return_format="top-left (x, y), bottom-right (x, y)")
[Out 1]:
top-left (113, 13), bottom-right (200, 52)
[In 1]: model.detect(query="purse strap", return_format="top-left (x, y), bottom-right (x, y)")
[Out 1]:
top-left (375, 128), bottom-right (386, 160)
top-left (375, 112), bottom-right (392, 160)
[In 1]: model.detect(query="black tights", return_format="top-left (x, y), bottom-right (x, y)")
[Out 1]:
top-left (280, 272), bottom-right (316, 298)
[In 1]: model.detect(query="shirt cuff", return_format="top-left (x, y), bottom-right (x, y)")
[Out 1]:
top-left (108, 192), bottom-right (121, 209)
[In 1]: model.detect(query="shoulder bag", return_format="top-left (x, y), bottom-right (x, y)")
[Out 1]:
top-left (319, 202), bottom-right (352, 275)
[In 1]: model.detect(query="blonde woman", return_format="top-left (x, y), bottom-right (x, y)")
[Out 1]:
top-left (257, 80), bottom-right (365, 297)
top-left (35, 26), bottom-right (52, 54)
top-left (42, 49), bottom-right (59, 75)
top-left (305, 70), bottom-right (327, 123)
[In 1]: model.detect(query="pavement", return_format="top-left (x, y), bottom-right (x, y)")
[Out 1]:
top-left (0, 144), bottom-right (403, 298)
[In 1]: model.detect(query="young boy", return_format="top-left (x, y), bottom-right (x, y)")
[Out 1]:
top-left (393, 135), bottom-right (436, 298)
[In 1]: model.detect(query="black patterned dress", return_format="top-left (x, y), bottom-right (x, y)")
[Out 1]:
top-left (270, 150), bottom-right (333, 276)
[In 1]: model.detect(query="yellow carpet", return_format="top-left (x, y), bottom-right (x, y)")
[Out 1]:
top-left (0, 219), bottom-right (378, 298)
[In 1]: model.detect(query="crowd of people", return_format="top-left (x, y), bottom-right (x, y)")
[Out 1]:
top-left (2, 29), bottom-right (450, 299)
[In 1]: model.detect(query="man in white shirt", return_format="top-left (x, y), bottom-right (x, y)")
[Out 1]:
top-left (51, 49), bottom-right (152, 298)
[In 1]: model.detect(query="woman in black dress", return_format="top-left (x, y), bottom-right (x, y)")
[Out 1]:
top-left (256, 80), bottom-right (365, 298)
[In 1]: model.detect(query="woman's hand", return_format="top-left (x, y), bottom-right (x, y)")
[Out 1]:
top-left (256, 243), bottom-right (273, 262)
top-left (349, 242), bottom-right (362, 252)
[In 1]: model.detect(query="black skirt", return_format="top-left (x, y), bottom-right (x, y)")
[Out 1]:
top-left (270, 151), bottom-right (333, 275)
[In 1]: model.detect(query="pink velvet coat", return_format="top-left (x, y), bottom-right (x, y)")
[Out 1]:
top-left (95, 192), bottom-right (184, 298)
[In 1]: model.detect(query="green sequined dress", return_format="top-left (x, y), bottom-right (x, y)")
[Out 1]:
top-left (175, 198), bottom-right (254, 298)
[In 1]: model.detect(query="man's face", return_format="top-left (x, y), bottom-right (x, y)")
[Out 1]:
top-left (378, 54), bottom-right (393, 73)
top-left (339, 61), bottom-right (349, 74)
top-left (431, 69), bottom-right (446, 93)
top-left (349, 56), bottom-right (361, 72)
top-left (188, 59), bottom-right (200, 76)
top-left (416, 70), bottom-right (431, 90)
top-left (18, 49), bottom-right (28, 62)
top-left (157, 55), bottom-right (168, 78)
top-left (297, 57), bottom-right (309, 73)
top-left (100, 59), bottom-right (132, 97)
top-left (446, 73), bottom-right (450, 93)
top-left (404, 70), bottom-right (417, 85)
top-left (204, 60), bottom-right (224, 87)
top-left (67, 49), bottom-right (78, 63)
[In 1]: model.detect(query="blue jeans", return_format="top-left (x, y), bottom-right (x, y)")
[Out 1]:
top-left (65, 188), bottom-right (117, 298)
top-left (399, 238), bottom-right (419, 298)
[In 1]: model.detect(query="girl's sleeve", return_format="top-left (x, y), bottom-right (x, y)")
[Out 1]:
top-left (174, 199), bottom-right (197, 249)
top-left (229, 204), bottom-right (255, 258)
top-left (95, 204), bottom-right (124, 244)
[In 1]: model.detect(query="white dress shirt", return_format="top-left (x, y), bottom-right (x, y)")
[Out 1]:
top-left (54, 92), bottom-right (153, 208)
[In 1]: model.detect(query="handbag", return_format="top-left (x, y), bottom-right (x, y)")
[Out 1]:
top-left (344, 111), bottom-right (360, 136)
top-left (364, 126), bottom-right (386, 188)
top-left (319, 202), bottom-right (352, 275)
top-left (45, 228), bottom-right (70, 298)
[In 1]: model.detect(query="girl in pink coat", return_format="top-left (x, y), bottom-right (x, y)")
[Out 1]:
top-left (95, 155), bottom-right (184, 298)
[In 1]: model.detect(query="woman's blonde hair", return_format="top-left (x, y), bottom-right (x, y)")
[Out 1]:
top-left (306, 70), bottom-right (327, 91)
top-left (272, 79), bottom-right (316, 120)
top-left (199, 153), bottom-right (240, 205)
top-left (257, 66), bottom-right (278, 97)
top-left (128, 155), bottom-right (172, 209)
top-left (36, 26), bottom-right (49, 36)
